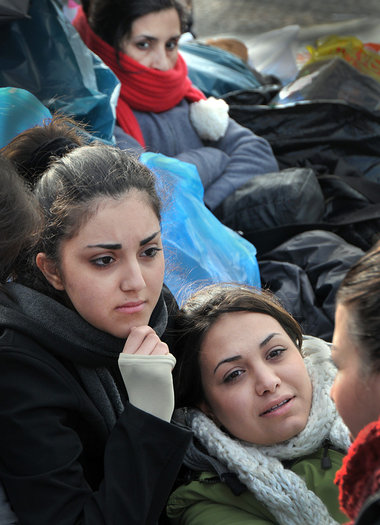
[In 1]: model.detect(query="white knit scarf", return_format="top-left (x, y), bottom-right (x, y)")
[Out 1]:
top-left (187, 336), bottom-right (351, 525)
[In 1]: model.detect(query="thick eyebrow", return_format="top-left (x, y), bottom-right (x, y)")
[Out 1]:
top-left (140, 230), bottom-right (160, 246)
top-left (86, 231), bottom-right (160, 251)
top-left (137, 35), bottom-right (157, 42)
top-left (87, 243), bottom-right (121, 250)
top-left (136, 34), bottom-right (181, 43)
top-left (213, 332), bottom-right (281, 374)
top-left (259, 333), bottom-right (280, 348)
top-left (168, 34), bottom-right (181, 41)
top-left (214, 355), bottom-right (241, 375)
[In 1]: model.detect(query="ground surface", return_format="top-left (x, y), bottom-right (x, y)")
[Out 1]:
top-left (192, 0), bottom-right (380, 41)
top-left (189, 0), bottom-right (380, 80)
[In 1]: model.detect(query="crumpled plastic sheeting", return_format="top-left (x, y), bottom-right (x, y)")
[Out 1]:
top-left (0, 0), bottom-right (120, 143)
top-left (259, 230), bottom-right (364, 341)
top-left (141, 151), bottom-right (261, 305)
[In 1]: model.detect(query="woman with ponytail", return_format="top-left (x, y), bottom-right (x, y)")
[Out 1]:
top-left (0, 118), bottom-right (191, 524)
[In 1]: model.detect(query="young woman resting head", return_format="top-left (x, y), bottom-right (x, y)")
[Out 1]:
top-left (168, 284), bottom-right (350, 525)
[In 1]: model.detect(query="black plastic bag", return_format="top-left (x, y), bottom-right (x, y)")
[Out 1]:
top-left (271, 57), bottom-right (380, 114)
top-left (226, 99), bottom-right (380, 181)
top-left (0, 0), bottom-right (30, 21)
top-left (224, 56), bottom-right (380, 180)
top-left (259, 230), bottom-right (364, 341)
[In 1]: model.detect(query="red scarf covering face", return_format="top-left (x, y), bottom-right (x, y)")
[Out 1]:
top-left (335, 417), bottom-right (380, 524)
top-left (73, 7), bottom-right (206, 146)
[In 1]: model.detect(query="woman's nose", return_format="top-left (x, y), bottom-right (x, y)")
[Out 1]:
top-left (120, 261), bottom-right (146, 292)
top-left (255, 367), bottom-right (280, 396)
top-left (151, 47), bottom-right (171, 71)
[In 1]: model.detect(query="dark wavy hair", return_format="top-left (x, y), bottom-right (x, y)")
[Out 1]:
top-left (0, 156), bottom-right (41, 283)
top-left (0, 115), bottom-right (88, 185)
top-left (172, 283), bottom-right (303, 408)
top-left (86, 0), bottom-right (186, 52)
top-left (335, 242), bottom-right (380, 373)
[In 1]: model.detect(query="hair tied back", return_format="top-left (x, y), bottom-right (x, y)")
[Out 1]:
top-left (27, 137), bottom-right (80, 183)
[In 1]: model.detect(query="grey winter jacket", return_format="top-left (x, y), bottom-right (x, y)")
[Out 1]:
top-left (115, 99), bottom-right (278, 210)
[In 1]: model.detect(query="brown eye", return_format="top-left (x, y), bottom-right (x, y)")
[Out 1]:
top-left (136, 41), bottom-right (150, 50)
top-left (224, 369), bottom-right (244, 383)
top-left (141, 247), bottom-right (162, 258)
top-left (91, 256), bottom-right (114, 267)
top-left (267, 348), bottom-right (286, 360)
top-left (166, 40), bottom-right (178, 51)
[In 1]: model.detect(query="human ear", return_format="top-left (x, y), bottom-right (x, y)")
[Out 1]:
top-left (36, 253), bottom-right (65, 290)
top-left (198, 400), bottom-right (221, 426)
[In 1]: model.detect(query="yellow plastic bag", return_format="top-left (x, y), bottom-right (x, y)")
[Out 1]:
top-left (306, 35), bottom-right (380, 83)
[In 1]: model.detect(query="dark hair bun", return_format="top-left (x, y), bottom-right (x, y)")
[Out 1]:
top-left (27, 137), bottom-right (80, 182)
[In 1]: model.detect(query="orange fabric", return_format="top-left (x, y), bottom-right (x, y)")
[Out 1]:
top-left (306, 35), bottom-right (380, 84)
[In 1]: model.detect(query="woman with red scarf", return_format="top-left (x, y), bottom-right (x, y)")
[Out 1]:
top-left (73, 0), bottom-right (279, 211)
top-left (331, 243), bottom-right (380, 525)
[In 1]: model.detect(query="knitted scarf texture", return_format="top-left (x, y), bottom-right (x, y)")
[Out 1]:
top-left (335, 417), bottom-right (380, 523)
top-left (0, 283), bottom-right (167, 432)
top-left (73, 7), bottom-right (206, 146)
top-left (188, 336), bottom-right (351, 525)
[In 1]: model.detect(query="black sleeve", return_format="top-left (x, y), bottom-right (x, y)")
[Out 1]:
top-left (0, 346), bottom-right (191, 525)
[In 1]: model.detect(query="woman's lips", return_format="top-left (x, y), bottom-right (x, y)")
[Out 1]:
top-left (116, 301), bottom-right (145, 314)
top-left (260, 396), bottom-right (295, 417)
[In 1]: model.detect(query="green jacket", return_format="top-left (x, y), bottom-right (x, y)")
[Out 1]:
top-left (167, 446), bottom-right (347, 525)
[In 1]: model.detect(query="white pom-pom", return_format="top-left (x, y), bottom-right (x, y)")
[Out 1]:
top-left (189, 97), bottom-right (229, 141)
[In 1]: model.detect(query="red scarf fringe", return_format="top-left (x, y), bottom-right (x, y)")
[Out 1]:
top-left (335, 417), bottom-right (380, 523)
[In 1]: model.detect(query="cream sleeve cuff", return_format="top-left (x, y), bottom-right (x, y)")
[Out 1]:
top-left (118, 353), bottom-right (176, 422)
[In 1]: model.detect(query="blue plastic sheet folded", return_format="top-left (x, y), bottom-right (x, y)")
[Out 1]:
top-left (141, 152), bottom-right (261, 304)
